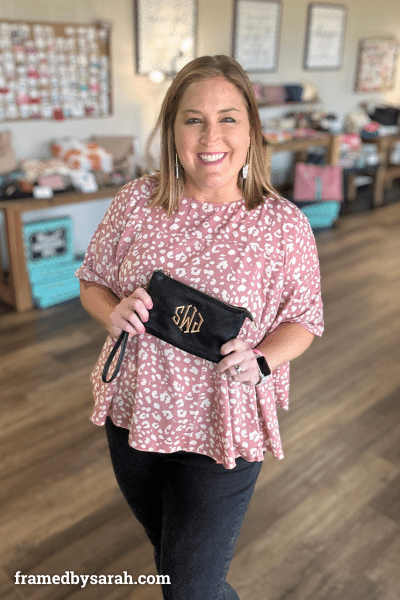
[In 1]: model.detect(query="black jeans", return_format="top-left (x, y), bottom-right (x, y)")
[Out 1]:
top-left (105, 417), bottom-right (262, 600)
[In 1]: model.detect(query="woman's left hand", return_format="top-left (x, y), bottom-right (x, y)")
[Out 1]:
top-left (216, 338), bottom-right (260, 386)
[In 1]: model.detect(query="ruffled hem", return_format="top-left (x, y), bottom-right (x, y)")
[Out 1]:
top-left (90, 402), bottom-right (285, 469)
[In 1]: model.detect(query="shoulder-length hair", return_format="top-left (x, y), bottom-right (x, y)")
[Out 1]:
top-left (149, 55), bottom-right (278, 216)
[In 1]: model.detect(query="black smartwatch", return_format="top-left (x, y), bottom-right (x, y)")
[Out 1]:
top-left (253, 349), bottom-right (271, 386)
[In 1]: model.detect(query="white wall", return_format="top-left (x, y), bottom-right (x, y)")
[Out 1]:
top-left (1, 0), bottom-right (400, 265)
top-left (262, 0), bottom-right (400, 116)
top-left (2, 0), bottom-right (400, 161)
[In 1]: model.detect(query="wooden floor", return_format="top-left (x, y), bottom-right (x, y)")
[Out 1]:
top-left (1, 201), bottom-right (400, 600)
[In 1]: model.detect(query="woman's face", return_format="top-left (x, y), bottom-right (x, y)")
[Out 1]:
top-left (174, 76), bottom-right (251, 201)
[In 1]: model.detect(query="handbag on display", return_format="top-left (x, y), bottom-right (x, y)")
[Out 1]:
top-left (260, 85), bottom-right (287, 105)
top-left (293, 162), bottom-right (343, 202)
top-left (102, 269), bottom-right (256, 383)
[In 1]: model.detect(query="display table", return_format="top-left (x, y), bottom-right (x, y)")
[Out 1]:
top-left (264, 132), bottom-right (400, 207)
top-left (0, 186), bottom-right (120, 312)
top-left (361, 132), bottom-right (400, 205)
top-left (264, 132), bottom-right (341, 169)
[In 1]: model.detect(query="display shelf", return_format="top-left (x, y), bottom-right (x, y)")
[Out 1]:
top-left (360, 132), bottom-right (400, 205)
top-left (264, 133), bottom-right (341, 170)
top-left (257, 98), bottom-right (321, 109)
top-left (0, 185), bottom-right (121, 311)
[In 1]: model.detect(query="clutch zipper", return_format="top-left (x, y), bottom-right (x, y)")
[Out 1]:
top-left (155, 268), bottom-right (258, 331)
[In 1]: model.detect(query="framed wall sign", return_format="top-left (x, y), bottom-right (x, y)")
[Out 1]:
top-left (355, 37), bottom-right (399, 92)
top-left (232, 0), bottom-right (282, 72)
top-left (304, 3), bottom-right (347, 70)
top-left (134, 0), bottom-right (197, 76)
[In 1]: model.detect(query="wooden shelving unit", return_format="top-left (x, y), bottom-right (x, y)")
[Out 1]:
top-left (0, 186), bottom-right (121, 312)
top-left (264, 133), bottom-right (341, 174)
top-left (361, 132), bottom-right (400, 205)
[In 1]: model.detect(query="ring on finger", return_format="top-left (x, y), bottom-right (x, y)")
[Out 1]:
top-left (234, 364), bottom-right (242, 374)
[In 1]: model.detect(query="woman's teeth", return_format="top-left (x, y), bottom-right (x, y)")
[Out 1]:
top-left (199, 153), bottom-right (225, 162)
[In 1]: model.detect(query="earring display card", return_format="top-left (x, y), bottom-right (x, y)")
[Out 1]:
top-left (0, 19), bottom-right (112, 122)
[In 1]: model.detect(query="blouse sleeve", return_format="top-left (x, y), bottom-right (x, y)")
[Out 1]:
top-left (275, 212), bottom-right (324, 336)
top-left (75, 180), bottom-right (146, 298)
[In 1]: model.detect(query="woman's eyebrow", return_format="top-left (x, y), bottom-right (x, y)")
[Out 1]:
top-left (219, 108), bottom-right (239, 113)
top-left (181, 107), bottom-right (240, 114)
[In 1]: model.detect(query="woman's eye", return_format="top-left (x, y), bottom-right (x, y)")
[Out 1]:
top-left (221, 117), bottom-right (236, 123)
top-left (185, 118), bottom-right (202, 124)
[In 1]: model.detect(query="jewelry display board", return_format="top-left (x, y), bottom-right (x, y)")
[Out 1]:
top-left (232, 0), bottom-right (282, 72)
top-left (0, 19), bottom-right (112, 122)
top-left (303, 3), bottom-right (347, 70)
top-left (355, 37), bottom-right (399, 92)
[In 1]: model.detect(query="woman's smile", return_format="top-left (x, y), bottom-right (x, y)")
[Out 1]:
top-left (198, 152), bottom-right (227, 164)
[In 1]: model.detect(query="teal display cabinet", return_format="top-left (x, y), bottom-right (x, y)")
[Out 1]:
top-left (22, 216), bottom-right (82, 308)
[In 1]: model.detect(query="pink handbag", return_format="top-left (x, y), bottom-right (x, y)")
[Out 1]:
top-left (293, 163), bottom-right (343, 202)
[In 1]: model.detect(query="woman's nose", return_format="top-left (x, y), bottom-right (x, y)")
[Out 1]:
top-left (200, 122), bottom-right (220, 143)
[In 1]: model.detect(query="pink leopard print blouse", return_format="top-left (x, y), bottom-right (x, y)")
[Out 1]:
top-left (76, 176), bottom-right (324, 469)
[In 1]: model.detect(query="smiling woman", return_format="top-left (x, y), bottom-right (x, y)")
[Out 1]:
top-left (173, 77), bottom-right (251, 202)
top-left (76, 55), bottom-right (323, 600)
top-left (150, 54), bottom-right (277, 216)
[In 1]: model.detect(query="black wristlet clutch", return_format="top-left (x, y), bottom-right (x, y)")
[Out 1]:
top-left (102, 269), bottom-right (256, 383)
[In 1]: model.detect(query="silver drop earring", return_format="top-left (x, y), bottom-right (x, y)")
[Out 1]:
top-left (242, 149), bottom-right (250, 180)
top-left (175, 153), bottom-right (179, 179)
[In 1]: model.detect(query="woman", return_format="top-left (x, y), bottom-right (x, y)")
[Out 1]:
top-left (76, 55), bottom-right (323, 600)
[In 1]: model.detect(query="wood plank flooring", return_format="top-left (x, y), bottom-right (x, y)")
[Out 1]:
top-left (1, 202), bottom-right (400, 600)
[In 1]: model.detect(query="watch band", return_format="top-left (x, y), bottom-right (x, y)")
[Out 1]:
top-left (253, 349), bottom-right (271, 386)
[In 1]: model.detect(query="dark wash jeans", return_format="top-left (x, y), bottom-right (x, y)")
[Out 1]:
top-left (105, 417), bottom-right (263, 600)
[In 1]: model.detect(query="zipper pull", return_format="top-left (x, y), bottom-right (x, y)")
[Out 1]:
top-left (242, 307), bottom-right (258, 331)
top-left (157, 268), bottom-right (172, 277)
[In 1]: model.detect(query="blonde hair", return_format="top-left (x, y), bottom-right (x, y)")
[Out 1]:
top-left (149, 55), bottom-right (277, 216)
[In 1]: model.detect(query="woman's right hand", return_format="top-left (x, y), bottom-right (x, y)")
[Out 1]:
top-left (109, 287), bottom-right (153, 339)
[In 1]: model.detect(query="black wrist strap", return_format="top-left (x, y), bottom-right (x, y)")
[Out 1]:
top-left (101, 331), bottom-right (129, 383)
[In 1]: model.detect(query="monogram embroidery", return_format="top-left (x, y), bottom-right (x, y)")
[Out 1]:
top-left (173, 305), bottom-right (204, 333)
